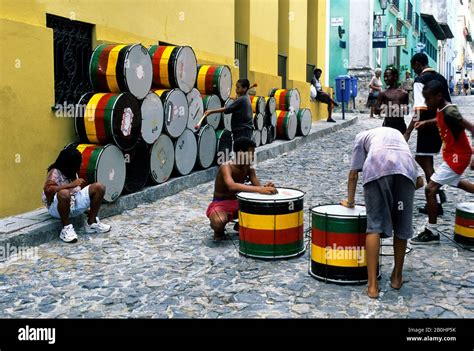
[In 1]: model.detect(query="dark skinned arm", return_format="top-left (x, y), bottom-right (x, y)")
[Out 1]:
top-left (222, 165), bottom-right (276, 194)
top-left (341, 170), bottom-right (358, 208)
top-left (373, 91), bottom-right (385, 115)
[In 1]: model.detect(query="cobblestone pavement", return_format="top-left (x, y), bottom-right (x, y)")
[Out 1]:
top-left (1, 97), bottom-right (473, 318)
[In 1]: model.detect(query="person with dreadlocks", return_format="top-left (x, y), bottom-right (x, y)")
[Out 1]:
top-left (42, 146), bottom-right (111, 243)
top-left (373, 66), bottom-right (409, 134)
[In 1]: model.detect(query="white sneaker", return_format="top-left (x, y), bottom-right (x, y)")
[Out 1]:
top-left (60, 224), bottom-right (78, 243)
top-left (85, 217), bottom-right (111, 234)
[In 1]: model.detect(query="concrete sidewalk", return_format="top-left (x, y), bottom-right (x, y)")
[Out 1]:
top-left (0, 114), bottom-right (358, 252)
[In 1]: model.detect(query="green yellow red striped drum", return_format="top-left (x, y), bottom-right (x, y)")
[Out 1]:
top-left (89, 44), bottom-right (153, 100)
top-left (268, 88), bottom-right (301, 111)
top-left (196, 65), bottom-right (232, 101)
top-left (296, 108), bottom-right (312, 136)
top-left (276, 110), bottom-right (297, 140)
top-left (253, 113), bottom-right (264, 131)
top-left (310, 205), bottom-right (379, 284)
top-left (148, 45), bottom-right (197, 93)
top-left (155, 89), bottom-right (189, 138)
top-left (140, 92), bottom-right (164, 144)
top-left (454, 203), bottom-right (474, 246)
top-left (250, 96), bottom-right (266, 114)
top-left (238, 188), bottom-right (305, 259)
top-left (75, 92), bottom-right (142, 151)
top-left (264, 96), bottom-right (276, 114)
top-left (75, 144), bottom-right (126, 202)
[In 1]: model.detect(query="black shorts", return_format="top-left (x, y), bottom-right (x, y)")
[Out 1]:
top-left (383, 118), bottom-right (407, 134)
top-left (232, 127), bottom-right (253, 141)
top-left (416, 126), bottom-right (442, 155)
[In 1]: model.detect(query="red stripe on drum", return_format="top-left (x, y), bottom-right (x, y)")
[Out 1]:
top-left (455, 216), bottom-right (474, 229)
top-left (96, 45), bottom-right (114, 92)
top-left (239, 226), bottom-right (304, 245)
top-left (79, 146), bottom-right (95, 182)
top-left (152, 46), bottom-right (167, 86)
top-left (311, 229), bottom-right (367, 248)
top-left (205, 66), bottom-right (218, 93)
top-left (94, 94), bottom-right (113, 143)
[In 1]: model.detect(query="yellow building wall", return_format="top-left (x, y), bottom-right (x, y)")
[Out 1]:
top-left (0, 0), bottom-right (329, 217)
top-left (0, 0), bottom-right (236, 217)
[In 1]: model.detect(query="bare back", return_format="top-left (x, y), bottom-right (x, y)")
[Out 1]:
top-left (213, 162), bottom-right (251, 199)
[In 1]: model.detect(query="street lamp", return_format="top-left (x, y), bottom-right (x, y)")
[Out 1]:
top-left (374, 0), bottom-right (390, 21)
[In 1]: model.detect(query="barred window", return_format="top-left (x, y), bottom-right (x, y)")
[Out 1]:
top-left (235, 42), bottom-right (248, 79)
top-left (278, 55), bottom-right (287, 89)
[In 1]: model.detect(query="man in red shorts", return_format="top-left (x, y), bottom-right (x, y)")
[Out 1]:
top-left (206, 137), bottom-right (277, 240)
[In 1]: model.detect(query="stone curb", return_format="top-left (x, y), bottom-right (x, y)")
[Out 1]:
top-left (0, 115), bottom-right (358, 251)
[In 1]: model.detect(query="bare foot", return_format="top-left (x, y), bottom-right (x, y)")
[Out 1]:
top-left (367, 285), bottom-right (380, 299)
top-left (390, 271), bottom-right (404, 290)
top-left (213, 232), bottom-right (226, 241)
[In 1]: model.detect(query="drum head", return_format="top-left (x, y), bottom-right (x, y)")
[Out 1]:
top-left (289, 89), bottom-right (301, 111)
top-left (203, 95), bottom-right (222, 129)
top-left (265, 96), bottom-right (276, 114)
top-left (150, 134), bottom-right (174, 184)
top-left (123, 140), bottom-right (150, 193)
top-left (218, 66), bottom-right (232, 101)
top-left (216, 129), bottom-right (233, 163)
top-left (197, 124), bottom-right (217, 169)
top-left (237, 187), bottom-right (305, 202)
top-left (111, 93), bottom-right (142, 150)
top-left (223, 98), bottom-right (234, 131)
top-left (174, 46), bottom-right (197, 93)
top-left (123, 44), bottom-right (153, 100)
top-left (457, 202), bottom-right (474, 213)
top-left (286, 111), bottom-right (297, 140)
top-left (141, 92), bottom-right (164, 144)
top-left (161, 89), bottom-right (189, 138)
top-left (311, 204), bottom-right (366, 217)
top-left (186, 88), bottom-right (204, 130)
top-left (95, 144), bottom-right (126, 202)
top-left (297, 108), bottom-right (312, 136)
top-left (261, 126), bottom-right (268, 145)
top-left (252, 130), bottom-right (261, 147)
top-left (257, 97), bottom-right (266, 115)
top-left (255, 113), bottom-right (264, 131)
top-left (267, 126), bottom-right (275, 143)
top-left (174, 129), bottom-right (197, 176)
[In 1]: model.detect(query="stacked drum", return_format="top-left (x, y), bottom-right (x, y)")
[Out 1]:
top-left (267, 88), bottom-right (312, 140)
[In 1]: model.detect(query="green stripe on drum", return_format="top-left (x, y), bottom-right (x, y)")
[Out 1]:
top-left (456, 208), bottom-right (474, 220)
top-left (90, 44), bottom-right (107, 90)
top-left (285, 91), bottom-right (291, 110)
top-left (239, 240), bottom-right (305, 258)
top-left (312, 214), bottom-right (366, 234)
top-left (238, 199), bottom-right (303, 215)
top-left (213, 66), bottom-right (222, 92)
top-left (103, 94), bottom-right (120, 141)
top-left (86, 147), bottom-right (102, 184)
top-left (148, 45), bottom-right (159, 58)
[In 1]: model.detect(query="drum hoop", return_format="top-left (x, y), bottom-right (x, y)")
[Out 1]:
top-left (121, 44), bottom-right (137, 89)
top-left (236, 187), bottom-right (305, 202)
top-left (93, 144), bottom-right (109, 184)
top-left (310, 203), bottom-right (366, 218)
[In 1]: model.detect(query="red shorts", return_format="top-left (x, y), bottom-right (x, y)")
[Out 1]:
top-left (206, 199), bottom-right (239, 222)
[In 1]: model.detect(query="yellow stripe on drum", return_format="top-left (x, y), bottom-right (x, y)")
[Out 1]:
top-left (84, 93), bottom-right (108, 144)
top-left (454, 224), bottom-right (474, 238)
top-left (154, 89), bottom-right (168, 97)
top-left (239, 211), bottom-right (303, 231)
top-left (106, 45), bottom-right (127, 92)
top-left (311, 244), bottom-right (367, 267)
top-left (159, 46), bottom-right (175, 86)
top-left (197, 65), bottom-right (211, 91)
top-left (76, 144), bottom-right (91, 154)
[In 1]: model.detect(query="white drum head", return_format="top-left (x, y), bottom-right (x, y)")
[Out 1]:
top-left (197, 124), bottom-right (217, 169)
top-left (289, 89), bottom-right (301, 111)
top-left (252, 130), bottom-right (261, 147)
top-left (261, 126), bottom-right (268, 145)
top-left (150, 134), bottom-right (174, 184)
top-left (141, 92), bottom-right (164, 144)
top-left (311, 204), bottom-right (366, 217)
top-left (174, 129), bottom-right (197, 176)
top-left (162, 89), bottom-right (189, 138)
top-left (123, 44), bottom-right (153, 100)
top-left (255, 113), bottom-right (264, 131)
top-left (287, 111), bottom-right (297, 140)
top-left (237, 187), bottom-right (305, 202)
top-left (204, 94), bottom-right (222, 129)
top-left (186, 88), bottom-right (204, 130)
top-left (298, 108), bottom-right (312, 136)
top-left (96, 144), bottom-right (126, 202)
top-left (175, 46), bottom-right (197, 93)
top-left (218, 66), bottom-right (232, 101)
top-left (457, 202), bottom-right (474, 213)
top-left (223, 98), bottom-right (234, 131)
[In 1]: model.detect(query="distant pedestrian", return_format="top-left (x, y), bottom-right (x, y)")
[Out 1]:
top-left (410, 80), bottom-right (474, 245)
top-left (401, 70), bottom-right (414, 107)
top-left (373, 66), bottom-right (409, 134)
top-left (463, 74), bottom-right (470, 95)
top-left (448, 77), bottom-right (454, 95)
top-left (311, 68), bottom-right (339, 123)
top-left (42, 146), bottom-right (111, 243)
top-left (405, 53), bottom-right (451, 216)
top-left (367, 68), bottom-right (383, 118)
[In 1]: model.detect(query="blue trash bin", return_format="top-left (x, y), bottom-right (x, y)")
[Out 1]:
top-left (335, 75), bottom-right (351, 103)
top-left (350, 76), bottom-right (358, 98)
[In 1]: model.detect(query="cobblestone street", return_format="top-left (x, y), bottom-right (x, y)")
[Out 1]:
top-left (1, 97), bottom-right (473, 319)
